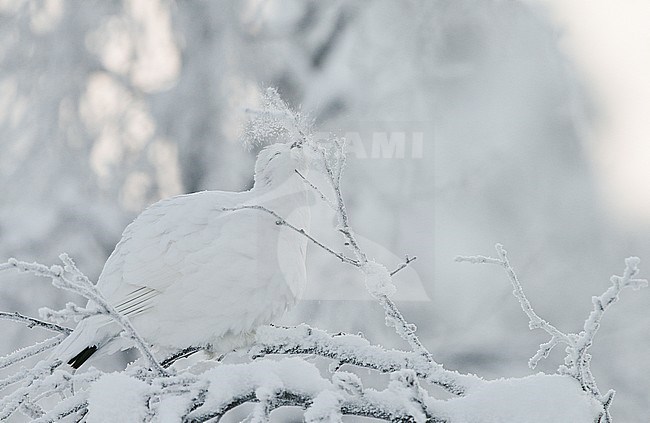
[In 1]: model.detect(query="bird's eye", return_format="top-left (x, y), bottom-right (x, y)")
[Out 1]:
top-left (290, 141), bottom-right (302, 149)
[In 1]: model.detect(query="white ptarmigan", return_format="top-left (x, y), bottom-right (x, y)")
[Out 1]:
top-left (54, 141), bottom-right (311, 368)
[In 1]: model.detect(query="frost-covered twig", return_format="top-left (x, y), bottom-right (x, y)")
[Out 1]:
top-left (0, 361), bottom-right (63, 419)
top-left (223, 204), bottom-right (359, 266)
top-left (0, 335), bottom-right (66, 370)
top-left (390, 255), bottom-right (417, 277)
top-left (31, 393), bottom-right (88, 423)
top-left (0, 311), bottom-right (71, 334)
top-left (3, 256), bottom-right (167, 376)
top-left (38, 302), bottom-right (99, 324)
top-left (564, 256), bottom-right (646, 421)
top-left (318, 140), bottom-right (436, 368)
top-left (457, 244), bottom-right (573, 364)
top-left (295, 169), bottom-right (337, 211)
top-left (18, 400), bottom-right (44, 420)
top-left (27, 369), bottom-right (101, 423)
top-left (456, 244), bottom-right (647, 420)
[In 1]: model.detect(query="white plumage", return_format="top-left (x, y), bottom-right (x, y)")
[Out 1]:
top-left (55, 142), bottom-right (311, 368)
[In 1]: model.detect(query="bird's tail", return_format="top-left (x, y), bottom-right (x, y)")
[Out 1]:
top-left (68, 345), bottom-right (98, 369)
top-left (50, 315), bottom-right (120, 369)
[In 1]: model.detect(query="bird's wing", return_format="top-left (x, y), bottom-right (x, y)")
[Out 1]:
top-left (113, 286), bottom-right (159, 317)
top-left (96, 190), bottom-right (253, 309)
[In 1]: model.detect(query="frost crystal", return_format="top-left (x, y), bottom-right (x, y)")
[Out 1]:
top-left (242, 87), bottom-right (311, 149)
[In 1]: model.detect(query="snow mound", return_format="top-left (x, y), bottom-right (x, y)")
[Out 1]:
top-left (192, 358), bottom-right (330, 417)
top-left (440, 374), bottom-right (602, 423)
top-left (87, 372), bottom-right (153, 423)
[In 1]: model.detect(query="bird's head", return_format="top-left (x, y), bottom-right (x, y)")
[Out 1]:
top-left (253, 141), bottom-right (309, 188)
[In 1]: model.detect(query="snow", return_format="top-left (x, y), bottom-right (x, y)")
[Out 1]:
top-left (439, 374), bottom-right (602, 423)
top-left (152, 395), bottom-right (188, 423)
top-left (80, 359), bottom-right (601, 423)
top-left (87, 372), bottom-right (153, 423)
top-left (362, 260), bottom-right (396, 298)
top-left (304, 390), bottom-right (344, 422)
top-left (191, 358), bottom-right (331, 419)
top-left (331, 371), bottom-right (363, 396)
top-left (254, 324), bottom-right (484, 394)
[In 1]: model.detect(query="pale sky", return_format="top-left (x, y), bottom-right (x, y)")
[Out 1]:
top-left (540, 0), bottom-right (650, 229)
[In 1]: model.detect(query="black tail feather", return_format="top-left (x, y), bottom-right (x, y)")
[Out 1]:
top-left (68, 346), bottom-right (98, 369)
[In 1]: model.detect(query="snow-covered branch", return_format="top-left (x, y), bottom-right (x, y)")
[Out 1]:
top-left (456, 244), bottom-right (647, 422)
top-left (183, 359), bottom-right (448, 423)
top-left (0, 335), bottom-right (66, 371)
top-left (252, 324), bottom-right (482, 396)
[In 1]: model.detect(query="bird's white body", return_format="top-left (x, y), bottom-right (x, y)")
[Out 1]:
top-left (55, 143), bottom-right (311, 365)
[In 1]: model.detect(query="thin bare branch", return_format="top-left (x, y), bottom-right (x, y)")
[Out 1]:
top-left (223, 205), bottom-right (359, 266)
top-left (390, 255), bottom-right (417, 277)
top-left (295, 169), bottom-right (337, 210)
